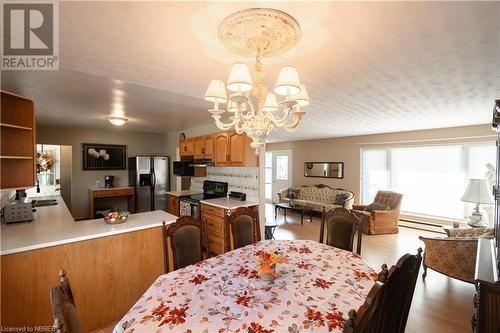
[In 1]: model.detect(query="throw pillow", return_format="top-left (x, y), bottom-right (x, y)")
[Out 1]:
top-left (335, 193), bottom-right (349, 205)
top-left (287, 189), bottom-right (300, 200)
top-left (365, 203), bottom-right (390, 212)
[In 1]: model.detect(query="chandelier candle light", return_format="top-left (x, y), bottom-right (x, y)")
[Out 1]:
top-left (205, 8), bottom-right (310, 154)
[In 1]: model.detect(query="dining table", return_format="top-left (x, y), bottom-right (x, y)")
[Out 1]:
top-left (113, 240), bottom-right (377, 333)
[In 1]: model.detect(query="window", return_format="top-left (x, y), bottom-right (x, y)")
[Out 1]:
top-left (276, 155), bottom-right (289, 180)
top-left (361, 143), bottom-right (495, 220)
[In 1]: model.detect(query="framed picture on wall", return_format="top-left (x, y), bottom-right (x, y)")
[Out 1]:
top-left (82, 143), bottom-right (127, 170)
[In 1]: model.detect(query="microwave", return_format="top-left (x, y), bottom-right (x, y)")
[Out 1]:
top-left (173, 161), bottom-right (194, 176)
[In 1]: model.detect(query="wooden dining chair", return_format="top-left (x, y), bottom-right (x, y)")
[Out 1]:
top-left (228, 206), bottom-right (261, 250)
top-left (376, 247), bottom-right (423, 333)
top-left (343, 280), bottom-right (386, 333)
top-left (162, 216), bottom-right (208, 272)
top-left (50, 269), bottom-right (84, 333)
top-left (320, 207), bottom-right (363, 255)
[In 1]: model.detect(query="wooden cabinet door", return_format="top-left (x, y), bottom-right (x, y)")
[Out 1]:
top-left (204, 135), bottom-right (215, 159)
top-left (193, 137), bottom-right (204, 159)
top-left (180, 139), bottom-right (194, 157)
top-left (228, 131), bottom-right (245, 166)
top-left (167, 195), bottom-right (179, 216)
top-left (214, 132), bottom-right (229, 166)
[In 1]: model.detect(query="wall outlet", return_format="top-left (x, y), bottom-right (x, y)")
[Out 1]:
top-left (96, 180), bottom-right (101, 187)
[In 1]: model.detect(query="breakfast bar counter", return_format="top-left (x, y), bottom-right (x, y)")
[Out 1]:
top-left (1, 196), bottom-right (176, 332)
top-left (1, 196), bottom-right (177, 255)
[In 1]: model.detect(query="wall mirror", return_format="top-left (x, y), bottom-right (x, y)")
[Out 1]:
top-left (304, 162), bottom-right (344, 179)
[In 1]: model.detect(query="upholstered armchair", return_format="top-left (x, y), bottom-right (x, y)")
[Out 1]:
top-left (419, 228), bottom-right (494, 283)
top-left (352, 191), bottom-right (403, 235)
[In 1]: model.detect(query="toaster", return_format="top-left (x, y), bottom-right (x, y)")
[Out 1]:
top-left (3, 201), bottom-right (33, 223)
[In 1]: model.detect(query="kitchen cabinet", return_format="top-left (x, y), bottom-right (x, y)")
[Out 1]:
top-left (200, 202), bottom-right (259, 256)
top-left (214, 132), bottom-right (229, 165)
top-left (194, 135), bottom-right (215, 159)
top-left (214, 131), bottom-right (258, 167)
top-left (0, 91), bottom-right (36, 190)
top-left (179, 131), bottom-right (258, 167)
top-left (201, 203), bottom-right (228, 256)
top-left (167, 194), bottom-right (180, 216)
top-left (179, 138), bottom-right (194, 157)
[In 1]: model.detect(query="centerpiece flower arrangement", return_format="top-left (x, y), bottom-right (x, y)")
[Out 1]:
top-left (255, 250), bottom-right (288, 281)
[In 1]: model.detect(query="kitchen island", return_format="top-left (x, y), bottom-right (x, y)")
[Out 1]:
top-left (200, 197), bottom-right (259, 256)
top-left (1, 196), bottom-right (177, 332)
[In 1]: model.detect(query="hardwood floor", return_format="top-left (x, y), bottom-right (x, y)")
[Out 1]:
top-left (265, 204), bottom-right (475, 333)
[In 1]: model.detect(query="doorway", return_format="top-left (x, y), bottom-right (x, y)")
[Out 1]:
top-left (265, 150), bottom-right (293, 203)
top-left (26, 144), bottom-right (73, 210)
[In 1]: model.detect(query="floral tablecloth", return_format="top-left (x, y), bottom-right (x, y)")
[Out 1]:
top-left (114, 240), bottom-right (377, 333)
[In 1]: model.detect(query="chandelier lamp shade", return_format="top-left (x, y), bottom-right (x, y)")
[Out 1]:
top-left (205, 8), bottom-right (309, 154)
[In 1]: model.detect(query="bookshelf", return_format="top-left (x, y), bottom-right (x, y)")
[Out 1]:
top-left (1, 91), bottom-right (36, 190)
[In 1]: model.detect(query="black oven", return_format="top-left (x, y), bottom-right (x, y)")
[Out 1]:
top-left (173, 161), bottom-right (194, 176)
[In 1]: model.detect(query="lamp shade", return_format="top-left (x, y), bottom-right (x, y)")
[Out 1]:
top-left (461, 179), bottom-right (494, 204)
top-left (262, 93), bottom-right (279, 112)
top-left (205, 79), bottom-right (228, 103)
top-left (227, 62), bottom-right (253, 92)
top-left (292, 83), bottom-right (310, 106)
top-left (274, 65), bottom-right (301, 96)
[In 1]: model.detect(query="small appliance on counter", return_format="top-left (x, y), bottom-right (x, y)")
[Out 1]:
top-left (228, 191), bottom-right (246, 201)
top-left (104, 175), bottom-right (114, 188)
top-left (2, 201), bottom-right (34, 223)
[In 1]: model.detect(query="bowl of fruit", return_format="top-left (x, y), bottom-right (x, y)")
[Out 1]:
top-left (104, 211), bottom-right (128, 224)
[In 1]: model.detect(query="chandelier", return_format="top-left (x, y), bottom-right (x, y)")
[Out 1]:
top-left (204, 8), bottom-right (310, 154)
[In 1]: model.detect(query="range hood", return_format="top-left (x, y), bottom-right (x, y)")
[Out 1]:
top-left (189, 159), bottom-right (213, 167)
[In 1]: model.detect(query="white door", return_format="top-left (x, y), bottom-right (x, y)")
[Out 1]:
top-left (272, 150), bottom-right (292, 203)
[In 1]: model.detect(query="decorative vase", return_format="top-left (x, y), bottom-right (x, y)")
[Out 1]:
top-left (260, 264), bottom-right (277, 281)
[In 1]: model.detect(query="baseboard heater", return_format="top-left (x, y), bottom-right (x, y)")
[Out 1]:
top-left (399, 218), bottom-right (445, 234)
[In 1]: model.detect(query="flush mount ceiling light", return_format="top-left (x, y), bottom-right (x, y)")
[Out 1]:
top-left (204, 8), bottom-right (309, 154)
top-left (107, 115), bottom-right (128, 126)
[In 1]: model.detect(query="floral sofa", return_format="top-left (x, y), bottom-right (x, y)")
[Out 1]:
top-left (419, 228), bottom-right (494, 283)
top-left (277, 184), bottom-right (354, 213)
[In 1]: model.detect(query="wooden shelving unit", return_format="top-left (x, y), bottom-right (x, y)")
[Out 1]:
top-left (1, 91), bottom-right (36, 190)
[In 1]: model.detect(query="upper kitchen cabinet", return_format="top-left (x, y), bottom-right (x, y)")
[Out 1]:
top-left (0, 91), bottom-right (36, 190)
top-left (215, 131), bottom-right (258, 167)
top-left (214, 132), bottom-right (229, 165)
top-left (194, 135), bottom-right (215, 159)
top-left (179, 138), bottom-right (194, 157)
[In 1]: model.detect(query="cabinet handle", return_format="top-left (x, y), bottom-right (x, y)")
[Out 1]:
top-left (226, 154), bottom-right (230, 161)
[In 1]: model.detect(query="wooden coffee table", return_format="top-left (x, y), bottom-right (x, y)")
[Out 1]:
top-left (275, 202), bottom-right (313, 225)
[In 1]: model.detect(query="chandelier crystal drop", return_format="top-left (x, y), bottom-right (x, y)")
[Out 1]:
top-left (204, 8), bottom-right (310, 154)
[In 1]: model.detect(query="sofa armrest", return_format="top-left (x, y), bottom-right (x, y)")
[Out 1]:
top-left (277, 188), bottom-right (289, 202)
top-left (352, 204), bottom-right (367, 211)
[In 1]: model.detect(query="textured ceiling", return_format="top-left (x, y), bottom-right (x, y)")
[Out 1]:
top-left (1, 1), bottom-right (499, 141)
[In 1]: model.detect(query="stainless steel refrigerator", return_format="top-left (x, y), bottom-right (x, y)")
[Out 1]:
top-left (128, 156), bottom-right (170, 212)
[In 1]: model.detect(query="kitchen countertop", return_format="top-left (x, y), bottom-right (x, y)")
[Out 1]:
top-left (166, 190), bottom-right (201, 197)
top-left (1, 196), bottom-right (177, 256)
top-left (200, 197), bottom-right (259, 210)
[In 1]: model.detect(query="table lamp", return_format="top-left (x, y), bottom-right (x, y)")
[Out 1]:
top-left (461, 179), bottom-right (494, 227)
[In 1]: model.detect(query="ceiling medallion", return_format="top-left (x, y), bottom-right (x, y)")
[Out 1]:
top-left (205, 8), bottom-right (309, 154)
top-left (218, 8), bottom-right (301, 57)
